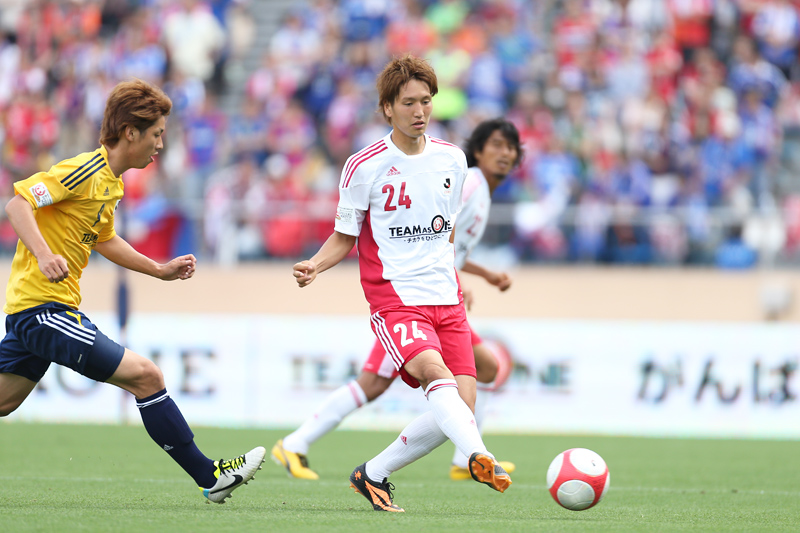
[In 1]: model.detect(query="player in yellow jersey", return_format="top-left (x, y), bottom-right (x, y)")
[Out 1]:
top-left (0, 79), bottom-right (265, 504)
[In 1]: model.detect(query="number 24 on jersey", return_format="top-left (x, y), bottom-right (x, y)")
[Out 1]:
top-left (383, 182), bottom-right (412, 211)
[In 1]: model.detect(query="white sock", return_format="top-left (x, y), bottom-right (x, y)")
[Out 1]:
top-left (425, 379), bottom-right (491, 461)
top-left (366, 411), bottom-right (447, 481)
top-left (452, 385), bottom-right (492, 468)
top-left (282, 381), bottom-right (367, 454)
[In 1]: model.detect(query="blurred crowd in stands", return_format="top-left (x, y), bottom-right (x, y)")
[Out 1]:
top-left (3, 0), bottom-right (800, 268)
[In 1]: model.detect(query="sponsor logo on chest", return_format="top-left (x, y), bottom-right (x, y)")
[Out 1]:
top-left (389, 215), bottom-right (453, 242)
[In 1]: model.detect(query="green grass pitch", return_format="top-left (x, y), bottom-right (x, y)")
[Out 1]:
top-left (1, 423), bottom-right (798, 532)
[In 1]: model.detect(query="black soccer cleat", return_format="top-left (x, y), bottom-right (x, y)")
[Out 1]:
top-left (348, 463), bottom-right (404, 512)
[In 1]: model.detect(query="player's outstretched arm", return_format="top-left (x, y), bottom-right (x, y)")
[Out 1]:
top-left (95, 235), bottom-right (196, 281)
top-left (461, 260), bottom-right (512, 292)
top-left (293, 231), bottom-right (356, 288)
top-left (5, 195), bottom-right (69, 283)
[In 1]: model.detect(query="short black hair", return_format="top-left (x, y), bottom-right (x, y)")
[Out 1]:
top-left (465, 118), bottom-right (523, 168)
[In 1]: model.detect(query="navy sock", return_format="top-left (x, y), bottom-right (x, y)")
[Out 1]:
top-left (136, 389), bottom-right (217, 488)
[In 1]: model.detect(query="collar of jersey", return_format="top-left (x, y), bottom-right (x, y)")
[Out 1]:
top-left (385, 133), bottom-right (430, 158)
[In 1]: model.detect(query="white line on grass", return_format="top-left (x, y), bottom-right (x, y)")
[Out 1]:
top-left (2, 476), bottom-right (799, 497)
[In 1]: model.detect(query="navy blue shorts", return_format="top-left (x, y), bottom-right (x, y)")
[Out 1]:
top-left (0, 302), bottom-right (125, 383)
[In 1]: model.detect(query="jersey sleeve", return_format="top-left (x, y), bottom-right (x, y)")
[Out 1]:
top-left (449, 149), bottom-right (468, 216)
top-left (453, 190), bottom-right (479, 270)
top-left (97, 200), bottom-right (119, 243)
top-left (334, 158), bottom-right (371, 236)
top-left (13, 168), bottom-right (79, 209)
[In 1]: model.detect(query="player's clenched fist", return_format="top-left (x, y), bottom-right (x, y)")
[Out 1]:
top-left (160, 254), bottom-right (197, 281)
top-left (293, 260), bottom-right (317, 288)
top-left (173, 254), bottom-right (197, 280)
top-left (494, 272), bottom-right (512, 292)
top-left (39, 253), bottom-right (69, 283)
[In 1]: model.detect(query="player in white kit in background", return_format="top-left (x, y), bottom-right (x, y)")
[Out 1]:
top-left (273, 119), bottom-right (523, 483)
top-left (291, 56), bottom-right (512, 512)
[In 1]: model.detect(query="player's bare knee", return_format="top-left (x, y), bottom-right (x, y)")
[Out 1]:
top-left (360, 381), bottom-right (382, 401)
top-left (474, 344), bottom-right (499, 384)
top-left (476, 356), bottom-right (498, 384)
top-left (356, 372), bottom-right (389, 400)
top-left (415, 363), bottom-right (452, 388)
top-left (140, 360), bottom-right (165, 390)
top-left (126, 359), bottom-right (164, 397)
top-left (0, 398), bottom-right (22, 417)
top-left (360, 376), bottom-right (392, 401)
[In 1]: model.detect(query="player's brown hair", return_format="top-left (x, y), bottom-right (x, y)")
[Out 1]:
top-left (99, 79), bottom-right (172, 147)
top-left (376, 55), bottom-right (438, 124)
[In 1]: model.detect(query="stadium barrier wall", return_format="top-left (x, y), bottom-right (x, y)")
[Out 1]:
top-left (3, 262), bottom-right (799, 438)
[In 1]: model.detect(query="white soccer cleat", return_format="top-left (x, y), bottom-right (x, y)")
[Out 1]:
top-left (200, 446), bottom-right (266, 504)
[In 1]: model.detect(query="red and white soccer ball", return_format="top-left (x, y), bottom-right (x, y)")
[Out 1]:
top-left (546, 448), bottom-right (610, 511)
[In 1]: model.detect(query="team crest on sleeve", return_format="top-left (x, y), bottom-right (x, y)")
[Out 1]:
top-left (336, 206), bottom-right (354, 223)
top-left (30, 182), bottom-right (53, 207)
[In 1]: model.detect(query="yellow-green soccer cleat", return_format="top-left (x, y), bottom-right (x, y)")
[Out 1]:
top-left (349, 463), bottom-right (404, 512)
top-left (468, 453), bottom-right (513, 493)
top-left (200, 446), bottom-right (266, 503)
top-left (451, 460), bottom-right (516, 480)
top-left (271, 440), bottom-right (319, 480)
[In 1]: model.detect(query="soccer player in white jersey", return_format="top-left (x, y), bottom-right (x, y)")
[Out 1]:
top-left (274, 119), bottom-right (522, 482)
top-left (292, 56), bottom-right (512, 512)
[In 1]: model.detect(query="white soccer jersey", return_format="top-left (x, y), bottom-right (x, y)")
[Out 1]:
top-left (335, 133), bottom-right (468, 312)
top-left (453, 167), bottom-right (491, 270)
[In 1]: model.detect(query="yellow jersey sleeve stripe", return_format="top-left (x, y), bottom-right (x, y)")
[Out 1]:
top-left (61, 153), bottom-right (105, 190)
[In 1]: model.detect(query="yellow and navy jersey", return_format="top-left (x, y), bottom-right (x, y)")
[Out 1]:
top-left (4, 146), bottom-right (124, 314)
